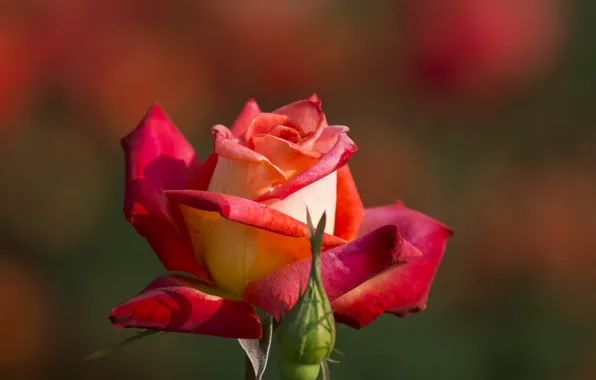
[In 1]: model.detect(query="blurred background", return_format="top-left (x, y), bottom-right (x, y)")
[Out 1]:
top-left (0, 1), bottom-right (594, 379)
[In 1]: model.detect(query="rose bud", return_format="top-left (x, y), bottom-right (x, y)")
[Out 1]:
top-left (276, 211), bottom-right (335, 380)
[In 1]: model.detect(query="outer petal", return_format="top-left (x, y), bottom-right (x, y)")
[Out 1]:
top-left (312, 125), bottom-right (350, 154)
top-left (333, 165), bottom-right (364, 241)
top-left (122, 103), bottom-right (209, 280)
top-left (131, 215), bottom-right (211, 281)
top-left (166, 190), bottom-right (346, 296)
top-left (109, 275), bottom-right (261, 339)
top-left (229, 98), bottom-right (261, 138)
top-left (123, 102), bottom-right (195, 220)
top-left (187, 151), bottom-right (218, 191)
top-left (332, 202), bottom-right (453, 328)
top-left (254, 133), bottom-right (357, 203)
top-left (244, 225), bottom-right (422, 320)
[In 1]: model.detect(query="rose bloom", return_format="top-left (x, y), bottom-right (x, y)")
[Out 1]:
top-left (109, 95), bottom-right (452, 338)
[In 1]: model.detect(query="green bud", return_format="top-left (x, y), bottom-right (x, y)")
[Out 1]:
top-left (280, 359), bottom-right (321, 380)
top-left (276, 211), bottom-right (336, 380)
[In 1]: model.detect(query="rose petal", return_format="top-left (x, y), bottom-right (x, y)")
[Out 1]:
top-left (268, 125), bottom-right (302, 143)
top-left (332, 202), bottom-right (453, 328)
top-left (211, 124), bottom-right (287, 199)
top-left (122, 103), bottom-right (210, 280)
top-left (244, 225), bottom-right (422, 320)
top-left (273, 94), bottom-right (326, 135)
top-left (252, 134), bottom-right (320, 178)
top-left (254, 133), bottom-right (357, 203)
top-left (334, 165), bottom-right (364, 241)
top-left (109, 275), bottom-right (261, 339)
top-left (244, 113), bottom-right (289, 142)
top-left (122, 102), bottom-right (195, 220)
top-left (229, 98), bottom-right (261, 138)
top-left (312, 125), bottom-right (350, 154)
top-left (131, 215), bottom-right (211, 280)
top-left (165, 190), bottom-right (346, 296)
top-left (187, 151), bottom-right (218, 191)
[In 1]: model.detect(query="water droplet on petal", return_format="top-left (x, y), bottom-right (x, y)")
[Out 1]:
top-left (269, 182), bottom-right (282, 192)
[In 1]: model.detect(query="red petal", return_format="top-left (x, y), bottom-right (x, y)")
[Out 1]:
top-left (273, 94), bottom-right (325, 135)
top-left (334, 165), bottom-right (364, 241)
top-left (122, 102), bottom-right (195, 220)
top-left (165, 190), bottom-right (346, 249)
top-left (109, 275), bottom-right (261, 338)
top-left (243, 225), bottom-right (421, 320)
top-left (332, 202), bottom-right (453, 328)
top-left (131, 215), bottom-right (211, 280)
top-left (187, 151), bottom-right (218, 191)
top-left (254, 133), bottom-right (357, 203)
top-left (122, 103), bottom-right (210, 281)
top-left (229, 98), bottom-right (261, 138)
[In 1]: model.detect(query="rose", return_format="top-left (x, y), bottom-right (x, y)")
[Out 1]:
top-left (109, 95), bottom-right (453, 338)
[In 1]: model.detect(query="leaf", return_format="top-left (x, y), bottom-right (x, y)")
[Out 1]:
top-left (239, 315), bottom-right (274, 380)
top-left (84, 330), bottom-right (162, 361)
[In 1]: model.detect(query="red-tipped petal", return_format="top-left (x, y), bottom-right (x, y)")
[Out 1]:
top-left (332, 202), bottom-right (453, 328)
top-left (311, 125), bottom-right (350, 154)
top-left (165, 190), bottom-right (346, 249)
top-left (166, 190), bottom-right (346, 295)
top-left (122, 103), bottom-right (210, 281)
top-left (109, 275), bottom-right (261, 339)
top-left (230, 98), bottom-right (261, 138)
top-left (254, 133), bottom-right (357, 203)
top-left (273, 94), bottom-right (325, 135)
top-left (243, 225), bottom-right (421, 321)
top-left (334, 165), bottom-right (364, 241)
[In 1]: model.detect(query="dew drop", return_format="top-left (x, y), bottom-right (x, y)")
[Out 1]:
top-left (269, 182), bottom-right (282, 192)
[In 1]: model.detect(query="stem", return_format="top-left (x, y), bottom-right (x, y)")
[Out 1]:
top-left (244, 354), bottom-right (256, 380)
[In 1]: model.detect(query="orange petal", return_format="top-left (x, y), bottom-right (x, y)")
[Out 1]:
top-left (255, 133), bottom-right (357, 203)
top-left (244, 113), bottom-right (289, 142)
top-left (210, 124), bottom-right (287, 199)
top-left (334, 165), bottom-right (364, 241)
top-left (166, 190), bottom-right (346, 296)
top-left (252, 134), bottom-right (320, 178)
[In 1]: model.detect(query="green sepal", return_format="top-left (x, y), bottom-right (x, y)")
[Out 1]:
top-left (239, 314), bottom-right (274, 380)
top-left (84, 329), bottom-right (162, 361)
